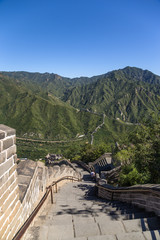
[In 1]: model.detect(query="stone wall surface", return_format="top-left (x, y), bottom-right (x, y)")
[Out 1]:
top-left (18, 158), bottom-right (80, 228)
top-left (0, 125), bottom-right (21, 240)
top-left (0, 124), bottom-right (81, 240)
top-left (97, 180), bottom-right (160, 216)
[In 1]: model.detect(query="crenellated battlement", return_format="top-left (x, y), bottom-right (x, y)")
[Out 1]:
top-left (0, 125), bottom-right (80, 240)
top-left (0, 125), bottom-right (20, 240)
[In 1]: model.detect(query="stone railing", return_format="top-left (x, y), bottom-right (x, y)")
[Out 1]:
top-left (97, 180), bottom-right (160, 216)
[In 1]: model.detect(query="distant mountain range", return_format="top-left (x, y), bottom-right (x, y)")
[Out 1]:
top-left (0, 67), bottom-right (160, 144)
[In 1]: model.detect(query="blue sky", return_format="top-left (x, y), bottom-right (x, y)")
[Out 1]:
top-left (0, 0), bottom-right (160, 77)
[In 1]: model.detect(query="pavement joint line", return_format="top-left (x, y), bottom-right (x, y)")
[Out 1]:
top-left (72, 215), bottom-right (76, 238)
top-left (121, 219), bottom-right (127, 233)
top-left (115, 234), bottom-right (119, 240)
top-left (97, 222), bottom-right (102, 236)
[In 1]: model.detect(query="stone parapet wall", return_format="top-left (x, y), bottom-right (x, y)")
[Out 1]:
top-left (72, 160), bottom-right (91, 173)
top-left (0, 125), bottom-right (22, 240)
top-left (47, 160), bottom-right (81, 186)
top-left (16, 158), bottom-right (79, 239)
top-left (48, 159), bottom-right (82, 179)
top-left (97, 181), bottom-right (160, 216)
top-left (19, 162), bottom-right (43, 225)
top-left (0, 124), bottom-right (81, 240)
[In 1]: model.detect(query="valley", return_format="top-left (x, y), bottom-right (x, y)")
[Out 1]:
top-left (0, 66), bottom-right (160, 160)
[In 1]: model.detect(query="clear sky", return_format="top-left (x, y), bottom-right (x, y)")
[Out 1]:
top-left (0, 0), bottom-right (160, 78)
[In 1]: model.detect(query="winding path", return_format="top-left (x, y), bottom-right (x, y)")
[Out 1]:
top-left (91, 113), bottom-right (106, 145)
top-left (22, 164), bottom-right (160, 240)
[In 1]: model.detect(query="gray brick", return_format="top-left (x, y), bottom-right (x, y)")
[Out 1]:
top-left (3, 137), bottom-right (13, 151)
top-left (0, 157), bottom-right (14, 178)
top-left (7, 145), bottom-right (16, 159)
top-left (0, 152), bottom-right (6, 164)
top-left (0, 172), bottom-right (8, 188)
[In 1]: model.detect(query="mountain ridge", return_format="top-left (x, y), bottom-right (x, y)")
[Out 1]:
top-left (0, 66), bottom-right (159, 146)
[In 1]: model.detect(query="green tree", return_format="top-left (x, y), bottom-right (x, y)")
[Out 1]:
top-left (114, 115), bottom-right (160, 185)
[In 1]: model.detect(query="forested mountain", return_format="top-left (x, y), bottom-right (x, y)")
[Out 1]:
top-left (0, 74), bottom-right (102, 139)
top-left (0, 67), bottom-right (160, 143)
top-left (63, 67), bottom-right (160, 122)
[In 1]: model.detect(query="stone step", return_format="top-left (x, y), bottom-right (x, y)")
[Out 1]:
top-left (95, 211), bottom-right (155, 221)
top-left (34, 209), bottom-right (155, 228)
top-left (116, 230), bottom-right (160, 240)
top-left (92, 201), bottom-right (145, 211)
top-left (61, 230), bottom-right (160, 240)
top-left (24, 227), bottom-right (160, 240)
top-left (91, 207), bottom-right (145, 217)
top-left (91, 198), bottom-right (145, 209)
top-left (143, 230), bottom-right (160, 240)
top-left (34, 216), bottom-right (160, 239)
top-left (21, 166), bottom-right (160, 240)
top-left (123, 216), bottom-right (160, 233)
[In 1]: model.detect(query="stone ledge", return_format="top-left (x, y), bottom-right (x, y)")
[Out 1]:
top-left (0, 125), bottom-right (16, 137)
top-left (17, 160), bottom-right (37, 177)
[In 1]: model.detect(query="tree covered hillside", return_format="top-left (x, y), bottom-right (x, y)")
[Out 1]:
top-left (63, 67), bottom-right (160, 122)
top-left (0, 67), bottom-right (159, 147)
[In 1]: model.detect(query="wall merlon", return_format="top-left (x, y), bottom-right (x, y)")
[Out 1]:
top-left (0, 125), bottom-right (81, 240)
top-left (0, 125), bottom-right (19, 240)
top-left (0, 125), bottom-right (16, 137)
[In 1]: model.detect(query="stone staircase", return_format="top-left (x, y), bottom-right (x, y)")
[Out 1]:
top-left (22, 164), bottom-right (160, 240)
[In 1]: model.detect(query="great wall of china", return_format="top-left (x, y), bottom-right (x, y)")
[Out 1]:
top-left (1, 124), bottom-right (160, 240)
top-left (0, 125), bottom-right (81, 240)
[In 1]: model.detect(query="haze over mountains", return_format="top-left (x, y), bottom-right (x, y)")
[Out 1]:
top-left (0, 67), bottom-right (160, 144)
